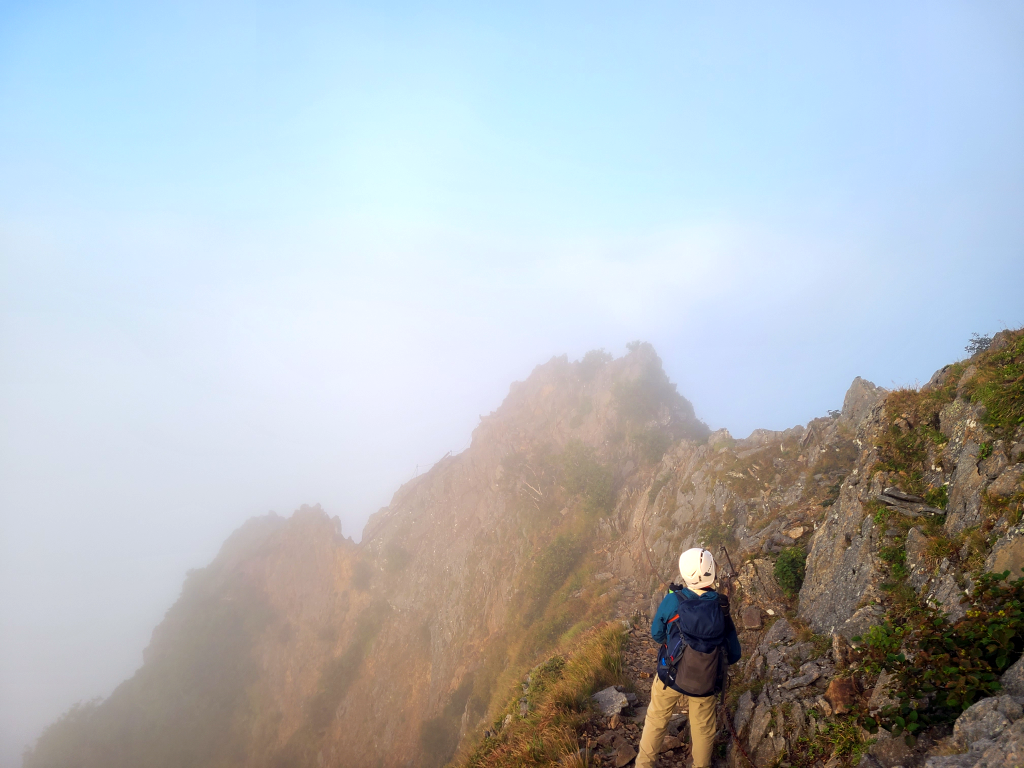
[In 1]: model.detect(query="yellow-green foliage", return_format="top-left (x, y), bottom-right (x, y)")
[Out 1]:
top-left (459, 623), bottom-right (627, 768)
top-left (790, 715), bottom-right (868, 767)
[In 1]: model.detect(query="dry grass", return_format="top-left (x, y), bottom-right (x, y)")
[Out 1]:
top-left (457, 623), bottom-right (628, 768)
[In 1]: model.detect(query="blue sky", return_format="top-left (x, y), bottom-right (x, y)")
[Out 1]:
top-left (2, 1), bottom-right (1024, 764)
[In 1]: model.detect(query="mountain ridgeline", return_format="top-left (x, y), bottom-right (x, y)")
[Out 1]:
top-left (24, 334), bottom-right (1024, 768)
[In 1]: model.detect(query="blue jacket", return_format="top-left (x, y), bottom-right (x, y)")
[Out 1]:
top-left (650, 587), bottom-right (742, 665)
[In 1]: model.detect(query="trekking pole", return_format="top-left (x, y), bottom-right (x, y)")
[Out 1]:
top-left (716, 546), bottom-right (738, 598)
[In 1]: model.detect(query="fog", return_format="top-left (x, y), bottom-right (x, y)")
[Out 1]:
top-left (2, 2), bottom-right (1024, 765)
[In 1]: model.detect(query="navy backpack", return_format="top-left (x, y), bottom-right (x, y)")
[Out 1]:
top-left (656, 591), bottom-right (728, 697)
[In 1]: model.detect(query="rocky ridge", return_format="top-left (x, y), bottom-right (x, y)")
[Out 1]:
top-left (23, 332), bottom-right (1024, 768)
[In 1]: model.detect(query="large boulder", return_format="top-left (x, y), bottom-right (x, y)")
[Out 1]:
top-left (946, 442), bottom-right (987, 537)
top-left (986, 524), bottom-right (1024, 581)
top-left (925, 695), bottom-right (1024, 767)
top-left (988, 463), bottom-right (1024, 499)
top-left (800, 482), bottom-right (882, 635)
top-left (951, 695), bottom-right (1022, 751)
top-left (1000, 654), bottom-right (1024, 697)
top-left (737, 559), bottom-right (784, 611)
top-left (590, 687), bottom-right (628, 717)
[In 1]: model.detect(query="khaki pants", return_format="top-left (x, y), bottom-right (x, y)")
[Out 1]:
top-left (636, 677), bottom-right (718, 768)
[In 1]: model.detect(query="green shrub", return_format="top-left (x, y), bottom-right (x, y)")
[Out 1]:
top-left (855, 571), bottom-right (1024, 744)
top-left (790, 715), bottom-right (867, 767)
top-left (774, 547), bottom-right (807, 598)
top-left (878, 543), bottom-right (909, 581)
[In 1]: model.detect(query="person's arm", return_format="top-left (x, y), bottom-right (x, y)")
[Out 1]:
top-left (649, 592), bottom-right (676, 645)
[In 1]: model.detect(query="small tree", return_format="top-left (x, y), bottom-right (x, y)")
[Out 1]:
top-left (965, 333), bottom-right (992, 356)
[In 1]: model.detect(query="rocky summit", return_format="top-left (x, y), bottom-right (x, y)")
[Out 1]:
top-left (23, 332), bottom-right (1024, 768)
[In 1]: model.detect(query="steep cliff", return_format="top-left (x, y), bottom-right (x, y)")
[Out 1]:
top-left (24, 331), bottom-right (1024, 768)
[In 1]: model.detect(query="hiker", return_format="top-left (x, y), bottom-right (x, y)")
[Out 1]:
top-left (636, 548), bottom-right (741, 768)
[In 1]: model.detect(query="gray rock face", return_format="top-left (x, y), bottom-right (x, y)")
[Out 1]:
top-left (590, 686), bottom-right (628, 717)
top-left (762, 618), bottom-right (797, 646)
top-left (989, 463), bottom-right (1024, 499)
top-left (841, 377), bottom-right (886, 427)
top-left (946, 442), bottom-right (987, 537)
top-left (876, 487), bottom-right (946, 518)
top-left (928, 563), bottom-right (967, 624)
top-left (951, 694), bottom-right (1021, 750)
top-left (922, 364), bottom-right (955, 393)
top-left (939, 400), bottom-right (986, 468)
top-left (924, 695), bottom-right (1024, 768)
top-left (1000, 654), bottom-right (1024, 697)
top-left (747, 699), bottom-right (772, 752)
top-left (733, 690), bottom-right (755, 739)
top-left (838, 604), bottom-right (885, 641)
top-left (800, 483), bottom-right (880, 635)
top-left (867, 670), bottom-right (898, 714)
top-left (906, 526), bottom-right (932, 593)
top-left (868, 731), bottom-right (913, 767)
top-left (738, 560), bottom-right (784, 611)
top-left (986, 524), bottom-right (1024, 581)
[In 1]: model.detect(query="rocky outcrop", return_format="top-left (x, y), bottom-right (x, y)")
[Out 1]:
top-left (925, 695), bottom-right (1024, 768)
top-left (841, 376), bottom-right (886, 427)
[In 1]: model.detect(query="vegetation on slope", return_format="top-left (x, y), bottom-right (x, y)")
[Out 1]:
top-left (853, 329), bottom-right (1024, 744)
top-left (457, 623), bottom-right (628, 768)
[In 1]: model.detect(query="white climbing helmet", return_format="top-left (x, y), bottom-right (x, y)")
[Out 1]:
top-left (678, 547), bottom-right (716, 589)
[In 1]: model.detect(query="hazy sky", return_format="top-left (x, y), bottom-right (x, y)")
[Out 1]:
top-left (2, 1), bottom-right (1023, 764)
